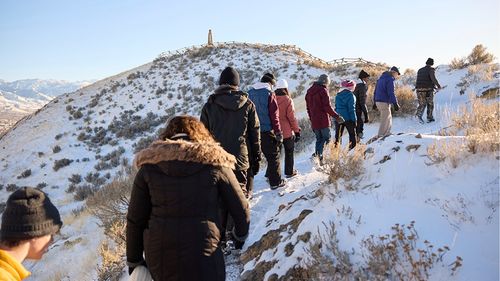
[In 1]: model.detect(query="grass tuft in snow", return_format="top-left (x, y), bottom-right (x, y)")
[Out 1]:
top-left (320, 143), bottom-right (366, 187)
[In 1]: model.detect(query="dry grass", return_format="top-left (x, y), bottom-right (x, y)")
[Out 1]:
top-left (320, 143), bottom-right (366, 186)
top-left (426, 139), bottom-right (465, 168)
top-left (97, 221), bottom-right (127, 281)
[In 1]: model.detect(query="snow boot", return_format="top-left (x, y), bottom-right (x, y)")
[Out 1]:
top-left (270, 179), bottom-right (286, 190)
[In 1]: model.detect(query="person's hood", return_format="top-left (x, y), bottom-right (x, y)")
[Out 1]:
top-left (208, 85), bottom-right (249, 111)
top-left (250, 82), bottom-right (272, 91)
top-left (337, 89), bottom-right (353, 96)
top-left (308, 82), bottom-right (327, 96)
top-left (276, 94), bottom-right (291, 108)
top-left (379, 71), bottom-right (394, 81)
top-left (134, 139), bottom-right (236, 177)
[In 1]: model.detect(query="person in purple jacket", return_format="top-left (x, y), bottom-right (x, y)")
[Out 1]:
top-left (373, 66), bottom-right (401, 137)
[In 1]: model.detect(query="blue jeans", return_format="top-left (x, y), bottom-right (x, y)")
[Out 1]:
top-left (313, 128), bottom-right (331, 157)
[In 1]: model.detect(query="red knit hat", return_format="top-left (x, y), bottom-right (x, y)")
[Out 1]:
top-left (341, 80), bottom-right (356, 91)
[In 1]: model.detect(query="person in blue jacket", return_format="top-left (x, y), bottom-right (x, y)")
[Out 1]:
top-left (334, 80), bottom-right (357, 149)
top-left (373, 66), bottom-right (401, 137)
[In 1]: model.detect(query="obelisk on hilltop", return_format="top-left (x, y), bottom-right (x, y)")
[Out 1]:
top-left (207, 29), bottom-right (214, 46)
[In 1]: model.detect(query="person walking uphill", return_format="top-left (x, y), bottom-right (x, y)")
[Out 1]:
top-left (0, 187), bottom-right (63, 281)
top-left (248, 73), bottom-right (285, 189)
top-left (334, 80), bottom-right (357, 150)
top-left (127, 116), bottom-right (250, 281)
top-left (415, 58), bottom-right (442, 123)
top-left (373, 66), bottom-right (401, 138)
top-left (274, 79), bottom-right (301, 178)
top-left (305, 74), bottom-right (344, 163)
top-left (200, 66), bottom-right (261, 196)
top-left (353, 70), bottom-right (370, 140)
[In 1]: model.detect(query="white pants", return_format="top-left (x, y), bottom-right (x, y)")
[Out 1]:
top-left (376, 102), bottom-right (392, 137)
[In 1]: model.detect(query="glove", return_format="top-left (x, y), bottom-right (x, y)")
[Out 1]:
top-left (393, 103), bottom-right (400, 111)
top-left (372, 103), bottom-right (378, 110)
top-left (335, 115), bottom-right (345, 125)
top-left (230, 232), bottom-right (245, 250)
top-left (294, 132), bottom-right (301, 143)
top-left (364, 116), bottom-right (369, 123)
top-left (251, 159), bottom-right (260, 176)
top-left (275, 133), bottom-right (283, 144)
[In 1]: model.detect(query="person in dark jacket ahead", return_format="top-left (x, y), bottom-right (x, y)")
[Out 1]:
top-left (373, 66), bottom-right (400, 138)
top-left (415, 58), bottom-right (442, 123)
top-left (353, 70), bottom-right (370, 140)
top-left (334, 80), bottom-right (357, 149)
top-left (305, 74), bottom-right (344, 163)
top-left (127, 116), bottom-right (250, 281)
top-left (248, 73), bottom-right (285, 189)
top-left (200, 66), bottom-right (261, 196)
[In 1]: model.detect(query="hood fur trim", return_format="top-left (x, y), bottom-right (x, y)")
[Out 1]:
top-left (134, 139), bottom-right (236, 169)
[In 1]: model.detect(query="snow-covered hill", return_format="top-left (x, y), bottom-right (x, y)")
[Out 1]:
top-left (0, 43), bottom-right (498, 280)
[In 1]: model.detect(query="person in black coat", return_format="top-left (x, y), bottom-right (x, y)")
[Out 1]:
top-left (126, 116), bottom-right (250, 281)
top-left (415, 58), bottom-right (442, 123)
top-left (353, 70), bottom-right (370, 140)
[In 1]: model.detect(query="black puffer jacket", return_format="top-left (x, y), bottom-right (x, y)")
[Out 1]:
top-left (200, 85), bottom-right (261, 171)
top-left (353, 82), bottom-right (369, 119)
top-left (416, 65), bottom-right (441, 89)
top-left (126, 139), bottom-right (250, 281)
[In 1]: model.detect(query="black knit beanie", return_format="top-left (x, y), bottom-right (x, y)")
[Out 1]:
top-left (317, 74), bottom-right (330, 86)
top-left (426, 58), bottom-right (434, 66)
top-left (260, 73), bottom-right (276, 85)
top-left (219, 67), bottom-right (240, 86)
top-left (1, 187), bottom-right (62, 240)
top-left (358, 70), bottom-right (370, 79)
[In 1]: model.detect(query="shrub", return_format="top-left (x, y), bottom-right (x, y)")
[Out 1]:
top-left (17, 169), bottom-right (32, 179)
top-left (74, 184), bottom-right (99, 201)
top-left (55, 134), bottom-right (63, 140)
top-left (450, 44), bottom-right (495, 69)
top-left (52, 145), bottom-right (62, 153)
top-left (36, 182), bottom-right (47, 189)
top-left (68, 174), bottom-right (82, 184)
top-left (393, 85), bottom-right (418, 116)
top-left (294, 118), bottom-right (316, 153)
top-left (320, 143), bottom-right (366, 187)
top-left (53, 158), bottom-right (73, 171)
top-left (6, 184), bottom-right (19, 192)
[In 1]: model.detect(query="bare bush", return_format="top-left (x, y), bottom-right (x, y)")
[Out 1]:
top-left (393, 85), bottom-right (418, 117)
top-left (450, 44), bottom-right (495, 69)
top-left (52, 145), bottom-right (62, 153)
top-left (74, 185), bottom-right (99, 201)
top-left (53, 158), bottom-right (73, 171)
top-left (294, 118), bottom-right (316, 153)
top-left (17, 169), bottom-right (32, 179)
top-left (320, 143), bottom-right (366, 186)
top-left (427, 140), bottom-right (465, 168)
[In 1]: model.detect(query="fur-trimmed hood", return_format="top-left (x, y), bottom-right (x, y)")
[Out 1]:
top-left (134, 139), bottom-right (236, 176)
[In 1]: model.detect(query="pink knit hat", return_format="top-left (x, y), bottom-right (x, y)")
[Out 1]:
top-left (341, 80), bottom-right (356, 91)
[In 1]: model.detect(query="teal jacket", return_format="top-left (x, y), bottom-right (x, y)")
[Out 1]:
top-left (335, 89), bottom-right (357, 122)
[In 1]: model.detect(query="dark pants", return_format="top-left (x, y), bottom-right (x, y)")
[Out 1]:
top-left (313, 127), bottom-right (331, 158)
top-left (355, 110), bottom-right (364, 136)
top-left (334, 120), bottom-right (357, 149)
top-left (221, 169), bottom-right (247, 242)
top-left (416, 90), bottom-right (435, 120)
top-left (261, 131), bottom-right (282, 186)
top-left (281, 137), bottom-right (295, 175)
top-left (245, 166), bottom-right (254, 199)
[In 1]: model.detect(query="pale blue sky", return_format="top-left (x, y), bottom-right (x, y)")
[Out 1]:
top-left (0, 0), bottom-right (499, 81)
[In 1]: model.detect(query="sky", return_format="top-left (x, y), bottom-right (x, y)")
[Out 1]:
top-left (0, 0), bottom-right (499, 81)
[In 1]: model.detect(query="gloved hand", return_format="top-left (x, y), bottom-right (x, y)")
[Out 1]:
top-left (275, 133), bottom-right (283, 144)
top-left (230, 232), bottom-right (245, 250)
top-left (294, 131), bottom-right (301, 143)
top-left (251, 159), bottom-right (260, 176)
top-left (335, 115), bottom-right (345, 125)
top-left (393, 103), bottom-right (400, 111)
top-left (372, 103), bottom-right (378, 110)
top-left (364, 116), bottom-right (369, 123)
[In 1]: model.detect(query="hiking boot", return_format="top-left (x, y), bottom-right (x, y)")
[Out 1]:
top-left (285, 170), bottom-right (298, 178)
top-left (270, 179), bottom-right (286, 190)
top-left (357, 132), bottom-right (363, 139)
top-left (427, 118), bottom-right (435, 123)
top-left (415, 115), bottom-right (425, 124)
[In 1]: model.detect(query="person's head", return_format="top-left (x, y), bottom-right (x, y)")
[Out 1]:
top-left (340, 80), bottom-right (356, 92)
top-left (426, 58), bottom-right (434, 66)
top-left (159, 115), bottom-right (215, 143)
top-left (358, 70), bottom-right (370, 82)
top-left (390, 66), bottom-right (401, 79)
top-left (0, 187), bottom-right (62, 260)
top-left (260, 73), bottom-right (276, 86)
top-left (219, 66), bottom-right (240, 87)
top-left (317, 74), bottom-right (330, 86)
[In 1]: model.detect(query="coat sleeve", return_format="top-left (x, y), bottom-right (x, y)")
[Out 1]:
top-left (200, 103), bottom-right (210, 130)
top-left (218, 167), bottom-right (250, 240)
top-left (247, 102), bottom-right (262, 162)
top-left (126, 167), bottom-right (152, 264)
top-left (348, 93), bottom-right (357, 122)
top-left (387, 79), bottom-right (398, 104)
top-left (268, 93), bottom-right (282, 134)
top-left (359, 84), bottom-right (369, 119)
top-left (287, 99), bottom-right (300, 133)
top-left (305, 92), bottom-right (312, 120)
top-left (429, 68), bottom-right (441, 89)
top-left (320, 88), bottom-right (339, 118)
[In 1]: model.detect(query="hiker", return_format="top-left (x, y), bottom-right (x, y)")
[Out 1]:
top-left (415, 58), bottom-right (442, 123)
top-left (334, 80), bottom-right (357, 149)
top-left (305, 74), bottom-right (344, 163)
top-left (373, 66), bottom-right (401, 137)
top-left (127, 116), bottom-right (250, 281)
top-left (248, 73), bottom-right (286, 189)
top-left (275, 79), bottom-right (301, 178)
top-left (200, 66), bottom-right (261, 197)
top-left (0, 187), bottom-right (63, 281)
top-left (353, 70), bottom-right (370, 140)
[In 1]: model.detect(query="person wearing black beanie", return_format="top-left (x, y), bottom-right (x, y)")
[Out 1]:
top-left (219, 66), bottom-right (240, 86)
top-left (0, 187), bottom-right (62, 280)
top-left (415, 57), bottom-right (442, 123)
top-left (354, 70), bottom-right (371, 141)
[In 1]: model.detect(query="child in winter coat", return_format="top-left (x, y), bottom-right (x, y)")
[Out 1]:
top-left (127, 116), bottom-right (250, 281)
top-left (0, 187), bottom-right (63, 281)
top-left (334, 80), bottom-right (357, 149)
top-left (274, 79), bottom-right (301, 177)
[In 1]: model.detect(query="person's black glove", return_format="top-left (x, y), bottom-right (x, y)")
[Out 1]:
top-left (334, 115), bottom-right (345, 125)
top-left (393, 103), bottom-right (400, 111)
top-left (294, 132), bottom-right (301, 143)
top-left (230, 232), bottom-right (245, 250)
top-left (251, 159), bottom-right (260, 176)
top-left (372, 103), bottom-right (378, 110)
top-left (364, 116), bottom-right (369, 123)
